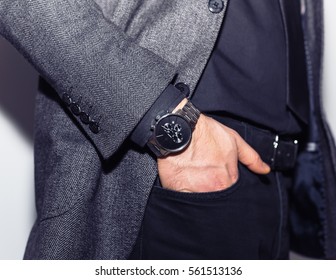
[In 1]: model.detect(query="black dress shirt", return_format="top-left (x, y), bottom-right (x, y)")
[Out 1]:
top-left (191, 0), bottom-right (308, 135)
top-left (131, 0), bottom-right (309, 146)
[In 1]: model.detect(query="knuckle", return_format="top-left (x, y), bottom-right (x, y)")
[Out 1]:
top-left (231, 171), bottom-right (239, 184)
top-left (211, 175), bottom-right (226, 190)
top-left (171, 176), bottom-right (184, 191)
top-left (229, 129), bottom-right (240, 139)
top-left (250, 152), bottom-right (261, 164)
top-left (214, 174), bottom-right (237, 191)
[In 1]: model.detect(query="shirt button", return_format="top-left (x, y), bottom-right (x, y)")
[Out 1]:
top-left (208, 0), bottom-right (225, 13)
top-left (89, 121), bottom-right (100, 134)
top-left (175, 83), bottom-right (190, 98)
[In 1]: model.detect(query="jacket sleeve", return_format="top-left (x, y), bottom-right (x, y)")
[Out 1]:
top-left (0, 0), bottom-right (178, 159)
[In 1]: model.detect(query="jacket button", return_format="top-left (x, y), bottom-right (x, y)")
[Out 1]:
top-left (89, 121), bottom-right (100, 134)
top-left (208, 0), bottom-right (224, 13)
top-left (175, 83), bottom-right (190, 98)
top-left (80, 112), bottom-right (91, 124)
top-left (62, 94), bottom-right (72, 106)
top-left (70, 103), bottom-right (81, 116)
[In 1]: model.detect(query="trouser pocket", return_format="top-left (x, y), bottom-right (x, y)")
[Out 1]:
top-left (130, 165), bottom-right (287, 260)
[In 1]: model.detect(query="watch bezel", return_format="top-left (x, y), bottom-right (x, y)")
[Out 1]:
top-left (153, 113), bottom-right (192, 154)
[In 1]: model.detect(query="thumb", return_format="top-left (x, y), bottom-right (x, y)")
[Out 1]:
top-left (234, 134), bottom-right (271, 174)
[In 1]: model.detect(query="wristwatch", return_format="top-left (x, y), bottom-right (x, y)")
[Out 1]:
top-left (147, 101), bottom-right (201, 157)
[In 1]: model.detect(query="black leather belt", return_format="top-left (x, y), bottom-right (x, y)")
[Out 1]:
top-left (209, 115), bottom-right (299, 171)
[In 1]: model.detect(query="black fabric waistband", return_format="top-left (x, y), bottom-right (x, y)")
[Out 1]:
top-left (209, 115), bottom-right (299, 171)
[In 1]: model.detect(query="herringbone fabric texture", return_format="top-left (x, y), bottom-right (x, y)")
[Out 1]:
top-left (0, 0), bottom-right (227, 259)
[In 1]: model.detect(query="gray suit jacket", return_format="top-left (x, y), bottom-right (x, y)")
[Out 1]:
top-left (0, 0), bottom-right (228, 259)
top-left (1, 0), bottom-right (335, 259)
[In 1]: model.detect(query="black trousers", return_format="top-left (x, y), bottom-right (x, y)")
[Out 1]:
top-left (130, 118), bottom-right (295, 260)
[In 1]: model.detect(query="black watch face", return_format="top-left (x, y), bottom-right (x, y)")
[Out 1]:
top-left (154, 114), bottom-right (192, 152)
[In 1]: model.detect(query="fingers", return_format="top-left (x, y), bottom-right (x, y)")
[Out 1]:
top-left (234, 132), bottom-right (271, 174)
top-left (177, 166), bottom-right (237, 192)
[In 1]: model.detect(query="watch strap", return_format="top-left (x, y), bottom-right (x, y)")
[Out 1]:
top-left (147, 140), bottom-right (170, 157)
top-left (175, 101), bottom-right (201, 130)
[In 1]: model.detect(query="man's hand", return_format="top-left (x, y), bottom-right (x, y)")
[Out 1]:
top-left (157, 100), bottom-right (270, 193)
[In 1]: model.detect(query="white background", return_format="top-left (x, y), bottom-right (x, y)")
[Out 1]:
top-left (0, 1), bottom-right (336, 259)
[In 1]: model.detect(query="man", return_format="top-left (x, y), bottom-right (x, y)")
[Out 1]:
top-left (0, 0), bottom-right (335, 259)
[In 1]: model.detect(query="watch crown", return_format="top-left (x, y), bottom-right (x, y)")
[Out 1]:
top-left (150, 124), bottom-right (155, 131)
top-left (155, 115), bottom-right (161, 121)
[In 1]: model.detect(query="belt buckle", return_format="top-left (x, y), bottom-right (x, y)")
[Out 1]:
top-left (271, 135), bottom-right (299, 171)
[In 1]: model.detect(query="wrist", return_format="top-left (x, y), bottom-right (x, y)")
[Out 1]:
top-left (172, 98), bottom-right (188, 113)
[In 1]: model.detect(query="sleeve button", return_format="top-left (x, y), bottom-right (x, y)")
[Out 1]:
top-left (62, 94), bottom-right (72, 106)
top-left (70, 103), bottom-right (81, 116)
top-left (89, 121), bottom-right (100, 134)
top-left (80, 112), bottom-right (91, 124)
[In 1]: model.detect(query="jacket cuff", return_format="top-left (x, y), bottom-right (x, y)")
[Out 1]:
top-left (130, 84), bottom-right (186, 147)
